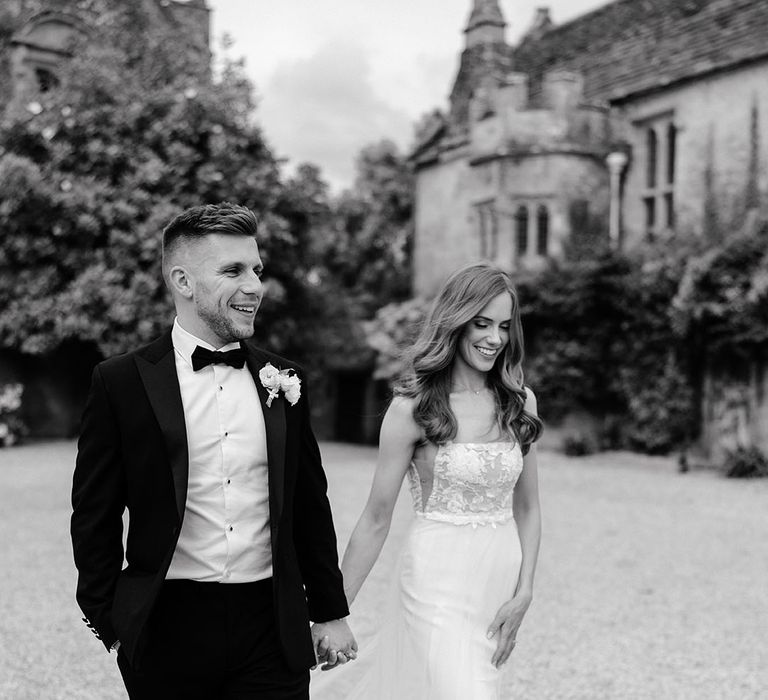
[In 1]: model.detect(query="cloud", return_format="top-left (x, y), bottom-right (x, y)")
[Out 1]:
top-left (257, 40), bottom-right (413, 191)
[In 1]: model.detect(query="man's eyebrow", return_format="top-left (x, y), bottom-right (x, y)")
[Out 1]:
top-left (216, 261), bottom-right (264, 272)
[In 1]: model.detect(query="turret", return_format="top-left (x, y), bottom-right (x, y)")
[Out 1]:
top-left (465, 0), bottom-right (506, 48)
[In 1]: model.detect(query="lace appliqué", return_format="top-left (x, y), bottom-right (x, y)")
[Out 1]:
top-left (408, 441), bottom-right (523, 526)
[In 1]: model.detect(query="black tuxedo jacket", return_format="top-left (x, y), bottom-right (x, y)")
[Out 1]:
top-left (71, 331), bottom-right (349, 671)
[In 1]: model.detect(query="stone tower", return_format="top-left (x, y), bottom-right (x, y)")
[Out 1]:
top-left (411, 1), bottom-right (613, 295)
top-left (464, 0), bottom-right (506, 47)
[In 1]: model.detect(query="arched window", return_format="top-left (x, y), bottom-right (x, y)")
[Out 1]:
top-left (536, 205), bottom-right (549, 256)
top-left (646, 128), bottom-right (657, 188)
top-left (515, 205), bottom-right (529, 257)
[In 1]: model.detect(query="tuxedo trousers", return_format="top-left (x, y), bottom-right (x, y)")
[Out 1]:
top-left (117, 578), bottom-right (309, 700)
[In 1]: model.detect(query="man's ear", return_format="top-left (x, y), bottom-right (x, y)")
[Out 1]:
top-left (168, 265), bottom-right (193, 299)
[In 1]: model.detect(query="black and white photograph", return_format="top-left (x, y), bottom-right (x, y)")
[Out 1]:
top-left (1, 1), bottom-right (767, 698)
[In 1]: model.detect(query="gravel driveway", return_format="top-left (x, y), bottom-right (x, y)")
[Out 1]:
top-left (0, 441), bottom-right (766, 699)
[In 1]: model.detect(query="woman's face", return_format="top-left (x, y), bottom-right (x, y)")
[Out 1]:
top-left (455, 292), bottom-right (513, 374)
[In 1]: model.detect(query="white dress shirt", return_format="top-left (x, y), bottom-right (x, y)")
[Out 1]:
top-left (166, 319), bottom-right (272, 583)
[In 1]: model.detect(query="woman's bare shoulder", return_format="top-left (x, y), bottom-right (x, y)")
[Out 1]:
top-left (383, 395), bottom-right (422, 442)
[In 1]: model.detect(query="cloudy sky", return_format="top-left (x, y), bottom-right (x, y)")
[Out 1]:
top-left (208, 0), bottom-right (606, 190)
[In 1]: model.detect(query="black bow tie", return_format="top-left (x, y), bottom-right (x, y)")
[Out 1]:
top-left (191, 346), bottom-right (247, 371)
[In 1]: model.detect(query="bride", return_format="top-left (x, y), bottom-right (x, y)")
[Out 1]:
top-left (316, 262), bottom-right (542, 699)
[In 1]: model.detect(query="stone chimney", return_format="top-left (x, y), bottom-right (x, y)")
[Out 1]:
top-left (542, 70), bottom-right (583, 112)
top-left (531, 7), bottom-right (553, 35)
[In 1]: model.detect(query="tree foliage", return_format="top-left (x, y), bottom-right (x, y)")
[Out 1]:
top-left (310, 140), bottom-right (415, 369)
top-left (0, 3), bottom-right (326, 363)
top-left (672, 221), bottom-right (768, 361)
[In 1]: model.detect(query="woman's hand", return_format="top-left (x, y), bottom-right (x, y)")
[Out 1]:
top-left (486, 591), bottom-right (532, 668)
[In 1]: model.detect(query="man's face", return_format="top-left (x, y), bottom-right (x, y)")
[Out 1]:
top-left (186, 234), bottom-right (263, 347)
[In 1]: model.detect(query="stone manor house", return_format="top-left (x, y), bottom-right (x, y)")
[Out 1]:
top-left (413, 0), bottom-right (768, 295)
top-left (2, 0), bottom-right (767, 453)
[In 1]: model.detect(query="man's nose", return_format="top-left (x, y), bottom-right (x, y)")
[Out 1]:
top-left (241, 271), bottom-right (262, 295)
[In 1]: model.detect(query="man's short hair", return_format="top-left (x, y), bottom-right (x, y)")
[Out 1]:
top-left (161, 202), bottom-right (259, 280)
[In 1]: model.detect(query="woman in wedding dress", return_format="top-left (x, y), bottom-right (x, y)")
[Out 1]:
top-left (315, 262), bottom-right (542, 699)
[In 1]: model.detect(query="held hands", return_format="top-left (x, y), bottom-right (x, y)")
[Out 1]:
top-left (311, 618), bottom-right (358, 671)
top-left (486, 591), bottom-right (532, 668)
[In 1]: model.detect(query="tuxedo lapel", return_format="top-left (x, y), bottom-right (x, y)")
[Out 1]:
top-left (135, 332), bottom-right (189, 521)
top-left (245, 349), bottom-right (286, 526)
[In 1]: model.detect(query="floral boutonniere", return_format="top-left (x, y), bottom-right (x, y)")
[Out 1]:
top-left (259, 362), bottom-right (301, 407)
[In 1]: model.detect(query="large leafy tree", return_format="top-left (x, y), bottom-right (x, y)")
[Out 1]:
top-left (312, 140), bottom-right (414, 368)
top-left (0, 2), bottom-right (322, 363)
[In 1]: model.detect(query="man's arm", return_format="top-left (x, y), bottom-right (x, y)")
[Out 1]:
top-left (71, 364), bottom-right (126, 651)
top-left (292, 371), bottom-right (357, 668)
top-left (291, 371), bottom-right (350, 624)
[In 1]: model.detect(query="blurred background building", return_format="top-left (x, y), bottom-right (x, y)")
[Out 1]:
top-left (1, 0), bottom-right (766, 461)
top-left (412, 0), bottom-right (768, 295)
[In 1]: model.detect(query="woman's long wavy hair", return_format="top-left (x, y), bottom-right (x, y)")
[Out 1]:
top-left (397, 262), bottom-right (542, 452)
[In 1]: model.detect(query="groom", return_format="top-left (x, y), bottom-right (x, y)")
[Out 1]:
top-left (71, 202), bottom-right (356, 699)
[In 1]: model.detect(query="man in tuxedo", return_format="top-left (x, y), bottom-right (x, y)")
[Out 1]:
top-left (71, 202), bottom-right (356, 699)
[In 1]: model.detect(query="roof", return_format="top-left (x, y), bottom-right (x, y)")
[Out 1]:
top-left (513, 0), bottom-right (768, 104)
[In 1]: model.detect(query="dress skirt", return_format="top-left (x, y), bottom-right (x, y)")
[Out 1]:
top-left (312, 515), bottom-right (522, 700)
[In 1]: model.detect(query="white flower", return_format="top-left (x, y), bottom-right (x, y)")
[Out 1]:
top-left (258, 363), bottom-right (281, 389)
top-left (259, 363), bottom-right (301, 407)
top-left (279, 374), bottom-right (301, 406)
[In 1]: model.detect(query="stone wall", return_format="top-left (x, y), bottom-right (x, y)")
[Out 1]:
top-left (615, 60), bottom-right (768, 246)
top-left (700, 357), bottom-right (768, 464)
top-left (413, 146), bottom-right (609, 296)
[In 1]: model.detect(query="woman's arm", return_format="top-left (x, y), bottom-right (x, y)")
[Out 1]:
top-left (512, 386), bottom-right (542, 598)
top-left (340, 396), bottom-right (421, 605)
top-left (488, 386), bottom-right (542, 667)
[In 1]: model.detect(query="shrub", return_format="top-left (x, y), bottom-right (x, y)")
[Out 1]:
top-left (0, 383), bottom-right (26, 447)
top-left (364, 298), bottom-right (428, 381)
top-left (562, 433), bottom-right (595, 457)
top-left (519, 251), bottom-right (695, 453)
top-left (723, 446), bottom-right (768, 478)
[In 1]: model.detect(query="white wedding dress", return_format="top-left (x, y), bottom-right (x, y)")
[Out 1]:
top-left (313, 440), bottom-right (523, 700)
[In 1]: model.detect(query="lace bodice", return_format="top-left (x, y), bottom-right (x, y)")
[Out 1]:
top-left (407, 441), bottom-right (523, 526)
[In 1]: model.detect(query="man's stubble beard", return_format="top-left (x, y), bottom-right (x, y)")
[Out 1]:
top-left (196, 298), bottom-right (254, 345)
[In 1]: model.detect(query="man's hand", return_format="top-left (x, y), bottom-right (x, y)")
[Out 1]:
top-left (311, 618), bottom-right (357, 671)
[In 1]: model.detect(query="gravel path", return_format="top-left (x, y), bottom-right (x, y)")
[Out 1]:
top-left (0, 441), bottom-right (766, 699)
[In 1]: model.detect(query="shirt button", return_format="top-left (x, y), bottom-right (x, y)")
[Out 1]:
top-left (224, 432), bottom-right (229, 438)
top-left (229, 525), bottom-right (233, 532)
top-left (218, 385), bottom-right (223, 391)
top-left (226, 479), bottom-right (231, 485)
